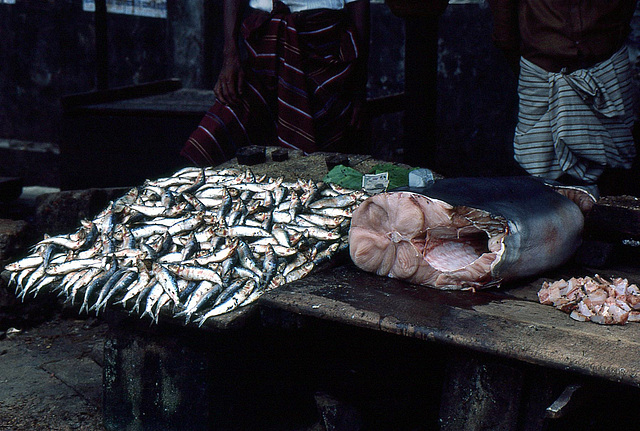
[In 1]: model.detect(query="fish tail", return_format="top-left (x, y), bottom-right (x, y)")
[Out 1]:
top-left (19, 287), bottom-right (31, 302)
top-left (184, 311), bottom-right (195, 325)
top-left (95, 299), bottom-right (108, 315)
top-left (70, 292), bottom-right (80, 307)
top-left (131, 302), bottom-right (141, 314)
top-left (88, 301), bottom-right (99, 313)
top-left (194, 315), bottom-right (207, 328)
top-left (99, 300), bottom-right (110, 314)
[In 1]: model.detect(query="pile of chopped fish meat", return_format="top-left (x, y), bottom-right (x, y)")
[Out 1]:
top-left (538, 275), bottom-right (640, 325)
top-left (3, 167), bottom-right (367, 326)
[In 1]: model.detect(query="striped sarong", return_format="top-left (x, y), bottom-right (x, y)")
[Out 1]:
top-left (514, 47), bottom-right (636, 183)
top-left (181, 2), bottom-right (362, 166)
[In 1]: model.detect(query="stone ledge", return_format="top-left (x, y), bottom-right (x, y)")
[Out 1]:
top-left (0, 219), bottom-right (29, 262)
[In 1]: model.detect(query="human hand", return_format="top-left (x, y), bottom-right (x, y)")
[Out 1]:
top-left (214, 54), bottom-right (245, 106)
top-left (349, 97), bottom-right (368, 130)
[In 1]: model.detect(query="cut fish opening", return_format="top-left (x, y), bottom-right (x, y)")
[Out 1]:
top-left (423, 227), bottom-right (493, 272)
top-left (349, 192), bottom-right (507, 289)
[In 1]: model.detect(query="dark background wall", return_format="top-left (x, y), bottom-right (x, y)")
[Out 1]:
top-left (1, 0), bottom-right (639, 186)
top-left (0, 0), bottom-right (213, 144)
top-left (436, 1), bottom-right (520, 177)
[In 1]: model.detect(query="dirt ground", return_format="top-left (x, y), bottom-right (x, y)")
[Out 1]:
top-left (0, 298), bottom-right (107, 431)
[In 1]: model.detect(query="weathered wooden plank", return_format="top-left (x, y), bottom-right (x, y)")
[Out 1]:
top-left (439, 352), bottom-right (524, 431)
top-left (586, 195), bottom-right (640, 239)
top-left (260, 264), bottom-right (640, 388)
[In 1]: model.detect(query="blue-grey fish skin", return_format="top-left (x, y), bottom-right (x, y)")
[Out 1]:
top-left (91, 268), bottom-right (128, 312)
top-left (178, 280), bottom-right (199, 303)
top-left (131, 281), bottom-right (155, 315)
top-left (97, 270), bottom-right (138, 312)
top-left (80, 264), bottom-right (117, 314)
top-left (212, 278), bottom-right (248, 308)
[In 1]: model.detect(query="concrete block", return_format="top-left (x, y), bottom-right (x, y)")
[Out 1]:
top-left (0, 177), bottom-right (23, 202)
top-left (34, 187), bottom-right (129, 237)
top-left (0, 218), bottom-right (29, 262)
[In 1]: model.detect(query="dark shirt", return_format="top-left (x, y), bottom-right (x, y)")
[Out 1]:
top-left (488, 0), bottom-right (637, 72)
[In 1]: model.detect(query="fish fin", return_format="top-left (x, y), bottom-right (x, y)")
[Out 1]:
top-left (184, 312), bottom-right (195, 325)
top-left (194, 315), bottom-right (207, 328)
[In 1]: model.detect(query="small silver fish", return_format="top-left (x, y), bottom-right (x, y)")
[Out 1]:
top-left (307, 193), bottom-right (358, 209)
top-left (196, 279), bottom-right (256, 326)
top-left (152, 263), bottom-right (180, 306)
top-left (4, 255), bottom-right (44, 272)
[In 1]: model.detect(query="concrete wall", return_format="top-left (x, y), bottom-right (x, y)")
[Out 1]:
top-left (0, 1), bottom-right (95, 143)
top-left (0, 0), bottom-right (211, 144)
top-left (436, 1), bottom-right (520, 177)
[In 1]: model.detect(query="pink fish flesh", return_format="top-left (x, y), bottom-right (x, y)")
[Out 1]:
top-left (348, 177), bottom-right (584, 289)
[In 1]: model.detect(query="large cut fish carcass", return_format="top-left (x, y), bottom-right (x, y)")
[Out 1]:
top-left (348, 177), bottom-right (584, 289)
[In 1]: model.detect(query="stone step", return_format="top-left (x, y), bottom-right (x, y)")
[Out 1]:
top-left (0, 177), bottom-right (22, 202)
top-left (0, 140), bottom-right (60, 188)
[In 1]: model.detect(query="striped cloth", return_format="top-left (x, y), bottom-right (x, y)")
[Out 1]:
top-left (250, 0), bottom-right (360, 13)
top-left (514, 46), bottom-right (636, 184)
top-left (181, 2), bottom-right (363, 167)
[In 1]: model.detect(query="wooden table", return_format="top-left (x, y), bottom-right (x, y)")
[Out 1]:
top-left (253, 260), bottom-right (640, 430)
top-left (100, 150), bottom-right (640, 430)
top-left (261, 262), bottom-right (640, 389)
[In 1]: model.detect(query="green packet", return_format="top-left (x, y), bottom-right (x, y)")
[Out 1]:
top-left (370, 163), bottom-right (418, 190)
top-left (322, 165), bottom-right (364, 190)
top-left (322, 163), bottom-right (418, 191)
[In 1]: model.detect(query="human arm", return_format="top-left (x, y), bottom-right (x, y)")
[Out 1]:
top-left (345, 0), bottom-right (370, 128)
top-left (214, 0), bottom-right (247, 105)
top-left (486, 0), bottom-right (520, 75)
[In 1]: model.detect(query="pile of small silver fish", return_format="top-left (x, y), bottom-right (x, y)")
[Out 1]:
top-left (538, 275), bottom-right (640, 325)
top-left (3, 167), bottom-right (367, 326)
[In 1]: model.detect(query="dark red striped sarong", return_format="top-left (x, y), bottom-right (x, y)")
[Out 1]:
top-left (181, 2), bottom-right (363, 166)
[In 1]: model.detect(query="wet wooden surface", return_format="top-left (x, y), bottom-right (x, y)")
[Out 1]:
top-left (259, 261), bottom-right (640, 388)
top-left (219, 149), bottom-right (640, 389)
top-left (586, 195), bottom-right (640, 239)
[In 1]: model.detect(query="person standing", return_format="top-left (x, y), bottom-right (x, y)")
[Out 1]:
top-left (488, 0), bottom-right (638, 192)
top-left (181, 0), bottom-right (370, 167)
